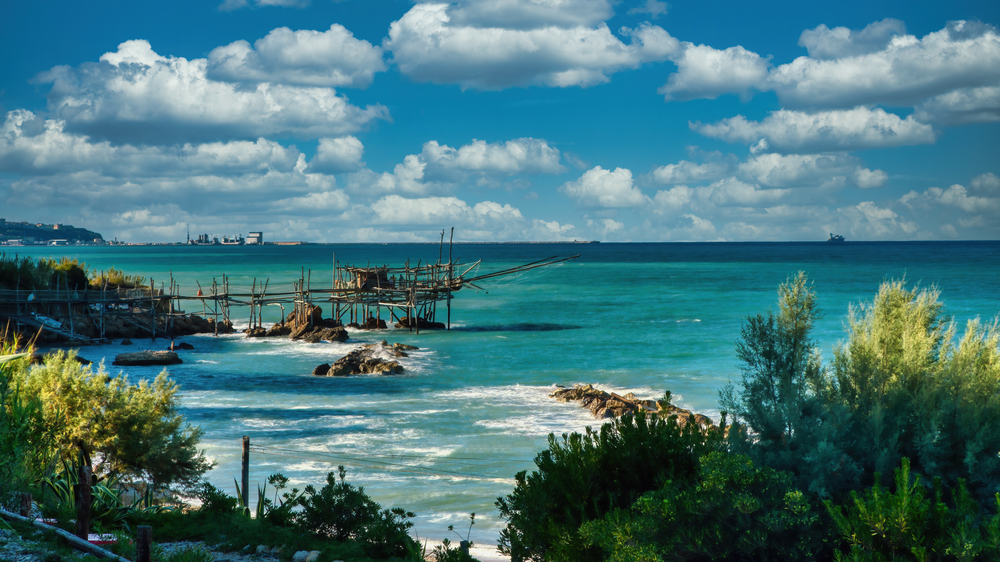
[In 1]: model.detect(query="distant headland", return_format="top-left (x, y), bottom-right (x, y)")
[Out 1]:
top-left (0, 218), bottom-right (104, 246)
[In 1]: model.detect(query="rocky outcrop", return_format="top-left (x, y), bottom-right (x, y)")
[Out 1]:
top-left (361, 316), bottom-right (387, 330)
top-left (314, 340), bottom-right (417, 377)
top-left (550, 384), bottom-right (715, 427)
top-left (245, 304), bottom-right (348, 342)
top-left (112, 350), bottom-right (182, 366)
top-left (394, 316), bottom-right (445, 330)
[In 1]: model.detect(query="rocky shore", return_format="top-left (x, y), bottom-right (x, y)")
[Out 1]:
top-left (551, 384), bottom-right (715, 427)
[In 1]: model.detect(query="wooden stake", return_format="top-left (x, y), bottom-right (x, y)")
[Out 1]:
top-left (137, 526), bottom-right (152, 562)
top-left (241, 436), bottom-right (250, 508)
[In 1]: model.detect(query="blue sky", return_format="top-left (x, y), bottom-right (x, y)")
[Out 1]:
top-left (1, 0), bottom-right (998, 242)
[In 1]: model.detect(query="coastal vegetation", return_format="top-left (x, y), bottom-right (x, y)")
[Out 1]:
top-left (497, 273), bottom-right (1000, 561)
top-left (4, 263), bottom-right (1000, 561)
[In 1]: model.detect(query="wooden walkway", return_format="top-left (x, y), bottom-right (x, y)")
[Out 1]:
top-left (0, 253), bottom-right (579, 341)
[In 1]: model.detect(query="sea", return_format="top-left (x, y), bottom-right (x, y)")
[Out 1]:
top-left (14, 241), bottom-right (1000, 548)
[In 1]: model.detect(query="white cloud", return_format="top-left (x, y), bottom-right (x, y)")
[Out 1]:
top-left (628, 0), bottom-right (668, 19)
top-left (798, 18), bottom-right (907, 60)
top-left (971, 172), bottom-right (1000, 192)
top-left (0, 110), bottom-right (301, 177)
top-left (658, 44), bottom-right (771, 101)
top-left (207, 25), bottom-right (386, 88)
top-left (37, 40), bottom-right (389, 144)
top-left (385, 3), bottom-right (679, 89)
top-left (913, 85), bottom-right (1000, 126)
top-left (219, 0), bottom-right (310, 11)
top-left (737, 153), bottom-right (885, 188)
top-left (308, 137), bottom-right (365, 173)
top-left (770, 21), bottom-right (1000, 109)
top-left (852, 167), bottom-right (888, 189)
top-left (692, 107), bottom-right (937, 153)
top-left (370, 194), bottom-right (523, 226)
top-left (901, 183), bottom-right (1000, 215)
top-left (560, 166), bottom-right (649, 207)
top-left (421, 138), bottom-right (564, 176)
top-left (446, 0), bottom-right (614, 29)
top-left (650, 159), bottom-right (733, 184)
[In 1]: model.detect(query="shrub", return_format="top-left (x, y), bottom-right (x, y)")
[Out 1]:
top-left (496, 409), bottom-right (724, 562)
top-left (295, 465), bottom-right (417, 559)
top-left (580, 452), bottom-right (825, 562)
top-left (10, 351), bottom-right (212, 492)
top-left (826, 458), bottom-right (1000, 561)
top-left (724, 276), bottom-right (1000, 506)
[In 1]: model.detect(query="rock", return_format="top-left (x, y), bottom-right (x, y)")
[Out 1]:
top-left (361, 316), bottom-right (387, 330)
top-left (305, 551), bottom-right (321, 562)
top-left (266, 323), bottom-right (292, 337)
top-left (550, 383), bottom-right (716, 428)
top-left (177, 342), bottom-right (194, 350)
top-left (394, 316), bottom-right (446, 330)
top-left (121, 339), bottom-right (133, 345)
top-left (320, 341), bottom-right (407, 377)
top-left (312, 363), bottom-right (331, 377)
top-left (346, 322), bottom-right (361, 329)
top-left (394, 343), bottom-right (419, 351)
top-left (244, 327), bottom-right (268, 338)
top-left (292, 551), bottom-right (309, 562)
top-left (297, 326), bottom-right (349, 343)
top-left (74, 355), bottom-right (93, 365)
top-left (256, 545), bottom-right (270, 555)
top-left (112, 350), bottom-right (182, 366)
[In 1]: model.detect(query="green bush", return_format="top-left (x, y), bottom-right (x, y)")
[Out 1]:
top-left (10, 351), bottom-right (212, 492)
top-left (496, 409), bottom-right (724, 562)
top-left (724, 275), bottom-right (1000, 506)
top-left (0, 252), bottom-right (54, 290)
top-left (295, 465), bottom-right (417, 559)
top-left (826, 458), bottom-right (1000, 561)
top-left (581, 452), bottom-right (825, 562)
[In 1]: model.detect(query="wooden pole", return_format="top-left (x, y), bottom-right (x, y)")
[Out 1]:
top-left (447, 226), bottom-right (454, 330)
top-left (241, 436), bottom-right (250, 508)
top-left (75, 462), bottom-right (92, 540)
top-left (19, 493), bottom-right (31, 517)
top-left (137, 526), bottom-right (152, 562)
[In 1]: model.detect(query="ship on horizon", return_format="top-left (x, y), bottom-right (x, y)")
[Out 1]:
top-left (828, 233), bottom-right (845, 243)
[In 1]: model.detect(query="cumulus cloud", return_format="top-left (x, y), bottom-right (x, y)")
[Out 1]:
top-left (421, 138), bottom-right (564, 176)
top-left (913, 85), bottom-right (1000, 125)
top-left (370, 194), bottom-right (523, 226)
top-left (385, 3), bottom-right (679, 89)
top-left (308, 137), bottom-right (365, 173)
top-left (658, 44), bottom-right (771, 101)
top-left (0, 110), bottom-right (302, 177)
top-left (692, 107), bottom-right (937, 153)
top-left (207, 25), bottom-right (386, 88)
top-left (345, 137), bottom-right (563, 195)
top-left (770, 20), bottom-right (1000, 109)
top-left (219, 0), bottom-right (310, 11)
top-left (737, 153), bottom-right (886, 188)
top-left (628, 0), bottom-right (668, 19)
top-left (446, 0), bottom-right (614, 29)
top-left (971, 172), bottom-right (1000, 192)
top-left (36, 40), bottom-right (389, 144)
top-left (798, 18), bottom-right (907, 59)
top-left (560, 166), bottom-right (649, 207)
top-left (650, 158), bottom-right (733, 184)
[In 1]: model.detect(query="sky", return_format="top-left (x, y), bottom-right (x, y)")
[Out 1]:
top-left (1, 0), bottom-right (998, 243)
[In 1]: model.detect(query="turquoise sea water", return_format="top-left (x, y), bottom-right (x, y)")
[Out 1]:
top-left (15, 241), bottom-right (1000, 546)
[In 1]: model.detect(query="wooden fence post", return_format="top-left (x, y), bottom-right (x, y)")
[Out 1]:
top-left (137, 525), bottom-right (152, 562)
top-left (75, 463), bottom-right (92, 540)
top-left (241, 436), bottom-right (250, 508)
top-left (19, 493), bottom-right (32, 517)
